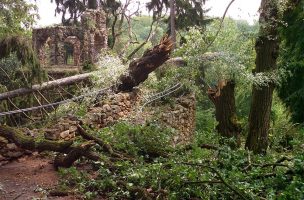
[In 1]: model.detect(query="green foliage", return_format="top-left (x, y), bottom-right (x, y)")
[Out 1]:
top-left (0, 35), bottom-right (45, 87)
top-left (95, 121), bottom-right (175, 157)
top-left (278, 0), bottom-right (304, 123)
top-left (58, 119), bottom-right (304, 199)
top-left (175, 18), bottom-right (258, 87)
top-left (82, 60), bottom-right (96, 72)
top-left (0, 53), bottom-right (22, 88)
top-left (147, 0), bottom-right (210, 30)
top-left (0, 0), bottom-right (37, 37)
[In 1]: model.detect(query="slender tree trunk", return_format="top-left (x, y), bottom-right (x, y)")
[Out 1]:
top-left (170, 0), bottom-right (176, 48)
top-left (208, 80), bottom-right (241, 147)
top-left (88, 0), bottom-right (97, 9)
top-left (246, 0), bottom-right (279, 154)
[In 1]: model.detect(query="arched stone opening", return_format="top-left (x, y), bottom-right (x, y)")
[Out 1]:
top-left (64, 42), bottom-right (74, 65)
top-left (63, 36), bottom-right (81, 66)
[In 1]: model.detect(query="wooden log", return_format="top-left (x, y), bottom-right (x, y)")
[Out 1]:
top-left (0, 72), bottom-right (94, 101)
top-left (53, 141), bottom-right (96, 169)
top-left (0, 125), bottom-right (100, 169)
top-left (116, 36), bottom-right (174, 92)
top-left (0, 125), bottom-right (73, 152)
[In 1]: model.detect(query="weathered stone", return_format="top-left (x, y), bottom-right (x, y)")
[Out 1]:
top-left (33, 9), bottom-right (107, 67)
top-left (0, 154), bottom-right (6, 161)
top-left (102, 104), bottom-right (111, 112)
top-left (107, 116), bottom-right (114, 123)
top-left (118, 112), bottom-right (124, 117)
top-left (112, 105), bottom-right (121, 113)
top-left (0, 136), bottom-right (8, 144)
top-left (6, 143), bottom-right (18, 151)
top-left (6, 151), bottom-right (24, 158)
top-left (60, 130), bottom-right (70, 139)
top-left (118, 102), bottom-right (125, 107)
top-left (69, 126), bottom-right (77, 133)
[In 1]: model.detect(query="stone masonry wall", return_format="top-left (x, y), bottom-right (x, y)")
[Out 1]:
top-left (0, 91), bottom-right (196, 164)
top-left (161, 94), bottom-right (196, 144)
top-left (32, 9), bottom-right (107, 68)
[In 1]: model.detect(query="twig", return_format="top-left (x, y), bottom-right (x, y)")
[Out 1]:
top-left (77, 124), bottom-right (135, 162)
top-left (33, 93), bottom-right (49, 116)
top-left (180, 162), bottom-right (248, 200)
top-left (37, 90), bottom-right (56, 111)
top-left (183, 180), bottom-right (222, 185)
top-left (205, 0), bottom-right (236, 50)
top-left (7, 98), bottom-right (34, 122)
top-left (13, 192), bottom-right (25, 200)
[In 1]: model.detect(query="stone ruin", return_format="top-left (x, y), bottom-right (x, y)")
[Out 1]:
top-left (32, 9), bottom-right (107, 68)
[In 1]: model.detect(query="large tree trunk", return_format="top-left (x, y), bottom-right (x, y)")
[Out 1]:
top-left (0, 72), bottom-right (93, 101)
top-left (246, 0), bottom-right (279, 154)
top-left (88, 0), bottom-right (97, 9)
top-left (208, 80), bottom-right (241, 147)
top-left (116, 35), bottom-right (173, 92)
top-left (170, 0), bottom-right (176, 48)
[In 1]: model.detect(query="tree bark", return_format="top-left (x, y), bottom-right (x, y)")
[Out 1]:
top-left (170, 0), bottom-right (176, 49)
top-left (246, 0), bottom-right (279, 154)
top-left (208, 80), bottom-right (241, 147)
top-left (0, 125), bottom-right (73, 152)
top-left (88, 0), bottom-right (97, 9)
top-left (0, 72), bottom-right (93, 101)
top-left (116, 35), bottom-right (173, 92)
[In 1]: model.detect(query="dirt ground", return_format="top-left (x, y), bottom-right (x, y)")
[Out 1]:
top-left (0, 154), bottom-right (75, 200)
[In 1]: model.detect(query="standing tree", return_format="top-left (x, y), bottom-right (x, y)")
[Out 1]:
top-left (170, 0), bottom-right (176, 48)
top-left (278, 0), bottom-right (304, 123)
top-left (147, 0), bottom-right (209, 43)
top-left (88, 0), bottom-right (97, 9)
top-left (246, 0), bottom-right (280, 154)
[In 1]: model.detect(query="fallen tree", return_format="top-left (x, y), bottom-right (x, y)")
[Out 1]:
top-left (116, 35), bottom-right (173, 92)
top-left (0, 72), bottom-right (94, 101)
top-left (0, 36), bottom-right (174, 168)
top-left (0, 36), bottom-right (173, 100)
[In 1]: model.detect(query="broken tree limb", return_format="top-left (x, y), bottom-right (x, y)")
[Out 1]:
top-left (77, 124), bottom-right (135, 162)
top-left (54, 141), bottom-right (96, 169)
top-left (77, 124), bottom-right (114, 154)
top-left (0, 72), bottom-right (94, 101)
top-left (0, 36), bottom-right (173, 101)
top-left (0, 125), bottom-right (73, 152)
top-left (0, 125), bottom-right (101, 169)
top-left (116, 35), bottom-right (174, 92)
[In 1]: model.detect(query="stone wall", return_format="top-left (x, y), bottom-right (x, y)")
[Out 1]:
top-left (85, 89), bottom-right (141, 128)
top-left (32, 9), bottom-right (107, 68)
top-left (0, 90), bottom-right (196, 164)
top-left (161, 95), bottom-right (196, 144)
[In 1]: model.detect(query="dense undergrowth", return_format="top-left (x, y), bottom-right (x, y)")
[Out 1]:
top-left (57, 102), bottom-right (304, 200)
top-left (54, 24), bottom-right (304, 198)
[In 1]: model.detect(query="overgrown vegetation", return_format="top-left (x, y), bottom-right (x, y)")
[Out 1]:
top-left (0, 0), bottom-right (303, 199)
top-left (57, 119), bottom-right (303, 199)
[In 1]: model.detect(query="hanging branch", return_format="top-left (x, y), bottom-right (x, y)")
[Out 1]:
top-left (205, 0), bottom-right (236, 50)
top-left (126, 15), bottom-right (163, 61)
top-left (0, 35), bottom-right (44, 84)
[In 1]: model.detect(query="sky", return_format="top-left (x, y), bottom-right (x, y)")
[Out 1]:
top-left (32, 0), bottom-right (262, 27)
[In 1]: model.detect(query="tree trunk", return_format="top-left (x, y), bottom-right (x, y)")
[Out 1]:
top-left (88, 0), bottom-right (97, 9)
top-left (0, 72), bottom-right (94, 101)
top-left (208, 80), bottom-right (241, 147)
top-left (170, 0), bottom-right (176, 49)
top-left (246, 0), bottom-right (279, 154)
top-left (116, 35), bottom-right (173, 92)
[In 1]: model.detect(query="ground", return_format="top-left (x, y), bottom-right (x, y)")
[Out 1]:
top-left (0, 154), bottom-right (75, 200)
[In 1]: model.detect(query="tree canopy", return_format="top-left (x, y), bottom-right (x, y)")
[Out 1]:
top-left (278, 0), bottom-right (304, 123)
top-left (0, 0), bottom-right (37, 38)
